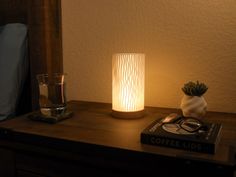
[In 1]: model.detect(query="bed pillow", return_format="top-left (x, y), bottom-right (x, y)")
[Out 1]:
top-left (0, 23), bottom-right (28, 121)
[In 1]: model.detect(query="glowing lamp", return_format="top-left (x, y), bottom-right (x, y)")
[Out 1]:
top-left (112, 53), bottom-right (145, 118)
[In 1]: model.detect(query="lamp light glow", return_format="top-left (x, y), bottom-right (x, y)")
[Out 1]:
top-left (112, 53), bottom-right (145, 119)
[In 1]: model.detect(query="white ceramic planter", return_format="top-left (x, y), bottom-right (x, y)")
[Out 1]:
top-left (180, 95), bottom-right (207, 119)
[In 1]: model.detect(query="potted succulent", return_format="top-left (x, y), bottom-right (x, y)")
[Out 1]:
top-left (180, 81), bottom-right (208, 119)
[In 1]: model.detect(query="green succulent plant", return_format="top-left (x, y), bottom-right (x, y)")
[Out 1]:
top-left (182, 81), bottom-right (208, 97)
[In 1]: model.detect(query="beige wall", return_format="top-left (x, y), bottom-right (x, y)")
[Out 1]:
top-left (62, 0), bottom-right (236, 113)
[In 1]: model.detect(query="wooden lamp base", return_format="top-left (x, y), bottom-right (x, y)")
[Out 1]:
top-left (111, 110), bottom-right (145, 119)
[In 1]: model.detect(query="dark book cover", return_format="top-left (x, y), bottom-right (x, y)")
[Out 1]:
top-left (140, 117), bottom-right (222, 154)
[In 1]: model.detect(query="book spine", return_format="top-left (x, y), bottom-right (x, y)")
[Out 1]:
top-left (141, 133), bottom-right (215, 154)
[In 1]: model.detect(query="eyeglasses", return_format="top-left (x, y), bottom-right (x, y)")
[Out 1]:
top-left (161, 115), bottom-right (208, 135)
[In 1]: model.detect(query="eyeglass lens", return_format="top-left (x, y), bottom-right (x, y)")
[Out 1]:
top-left (180, 118), bottom-right (202, 132)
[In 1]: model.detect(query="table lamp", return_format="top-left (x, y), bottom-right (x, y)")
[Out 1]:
top-left (112, 53), bottom-right (145, 119)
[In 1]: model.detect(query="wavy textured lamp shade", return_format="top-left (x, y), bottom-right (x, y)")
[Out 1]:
top-left (112, 53), bottom-right (145, 118)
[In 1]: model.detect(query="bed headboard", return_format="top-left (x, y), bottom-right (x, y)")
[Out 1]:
top-left (0, 0), bottom-right (63, 115)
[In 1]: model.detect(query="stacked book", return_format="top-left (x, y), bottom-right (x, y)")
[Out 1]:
top-left (140, 114), bottom-right (222, 154)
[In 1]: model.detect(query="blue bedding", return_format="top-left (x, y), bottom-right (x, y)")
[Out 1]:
top-left (0, 23), bottom-right (28, 120)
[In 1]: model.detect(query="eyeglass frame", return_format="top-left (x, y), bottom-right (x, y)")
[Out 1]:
top-left (161, 115), bottom-right (208, 134)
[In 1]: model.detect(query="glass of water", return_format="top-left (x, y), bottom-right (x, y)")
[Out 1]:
top-left (37, 73), bottom-right (67, 117)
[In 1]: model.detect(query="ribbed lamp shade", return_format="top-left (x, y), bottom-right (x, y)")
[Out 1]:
top-left (112, 53), bottom-right (145, 119)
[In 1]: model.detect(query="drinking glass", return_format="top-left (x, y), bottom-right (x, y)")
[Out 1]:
top-left (37, 73), bottom-right (66, 117)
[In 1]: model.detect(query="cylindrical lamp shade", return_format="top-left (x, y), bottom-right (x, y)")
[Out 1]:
top-left (112, 53), bottom-right (145, 118)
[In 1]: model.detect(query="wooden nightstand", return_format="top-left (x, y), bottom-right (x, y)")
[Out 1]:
top-left (0, 101), bottom-right (235, 177)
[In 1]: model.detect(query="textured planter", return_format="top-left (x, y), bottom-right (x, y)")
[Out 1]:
top-left (180, 95), bottom-right (207, 119)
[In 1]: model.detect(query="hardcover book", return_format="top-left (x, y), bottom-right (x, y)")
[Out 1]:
top-left (140, 115), bottom-right (222, 154)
